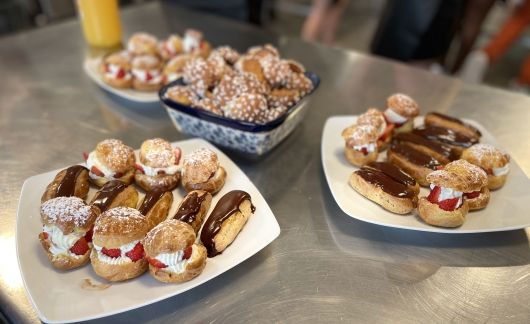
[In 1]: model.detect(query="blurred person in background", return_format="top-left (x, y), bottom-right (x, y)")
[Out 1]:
top-left (301, 0), bottom-right (349, 45)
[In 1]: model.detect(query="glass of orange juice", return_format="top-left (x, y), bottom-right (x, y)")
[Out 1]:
top-left (76, 0), bottom-right (123, 48)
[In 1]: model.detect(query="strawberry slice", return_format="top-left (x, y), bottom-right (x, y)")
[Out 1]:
top-left (146, 71), bottom-right (153, 81)
top-left (40, 232), bottom-right (49, 240)
top-left (104, 64), bottom-right (110, 73)
top-left (113, 172), bottom-right (123, 179)
top-left (359, 147), bottom-right (369, 156)
top-left (125, 242), bottom-right (144, 262)
top-left (436, 165), bottom-right (444, 170)
top-left (183, 246), bottom-right (193, 260)
top-left (70, 237), bottom-right (89, 256)
top-left (378, 123), bottom-right (395, 142)
top-left (84, 226), bottom-right (94, 243)
top-left (90, 166), bottom-right (105, 177)
top-left (438, 197), bottom-right (460, 211)
top-left (147, 256), bottom-right (167, 268)
top-left (83, 152), bottom-right (89, 161)
top-left (427, 186), bottom-right (441, 204)
top-left (465, 191), bottom-right (480, 199)
top-left (135, 164), bottom-right (145, 174)
top-left (102, 247), bottom-right (121, 258)
top-left (174, 148), bottom-right (181, 165)
top-left (116, 69), bottom-right (126, 79)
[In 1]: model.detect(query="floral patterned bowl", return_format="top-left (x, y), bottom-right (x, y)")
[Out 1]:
top-left (160, 72), bottom-right (320, 155)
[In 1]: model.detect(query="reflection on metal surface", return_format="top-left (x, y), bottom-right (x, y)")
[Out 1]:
top-left (0, 236), bottom-right (23, 290)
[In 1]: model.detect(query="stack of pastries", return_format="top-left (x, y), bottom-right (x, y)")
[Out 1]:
top-left (100, 30), bottom-right (212, 91)
top-left (342, 93), bottom-right (510, 228)
top-left (38, 137), bottom-right (256, 284)
top-left (164, 43), bottom-right (315, 125)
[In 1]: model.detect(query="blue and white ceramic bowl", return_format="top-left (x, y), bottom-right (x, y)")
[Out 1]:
top-left (160, 72), bottom-right (320, 155)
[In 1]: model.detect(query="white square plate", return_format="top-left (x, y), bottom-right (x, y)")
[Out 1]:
top-left (83, 56), bottom-right (159, 103)
top-left (321, 115), bottom-right (530, 233)
top-left (16, 138), bottom-right (280, 323)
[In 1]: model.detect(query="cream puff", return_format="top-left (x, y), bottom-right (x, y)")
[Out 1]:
top-left (424, 112), bottom-right (481, 140)
top-left (134, 138), bottom-right (181, 192)
top-left (131, 55), bottom-right (164, 91)
top-left (100, 51), bottom-right (133, 89)
top-left (349, 166), bottom-right (418, 214)
top-left (247, 44), bottom-right (280, 61)
top-left (267, 88), bottom-right (300, 109)
top-left (235, 56), bottom-right (266, 83)
top-left (200, 190), bottom-right (255, 257)
top-left (138, 190), bottom-right (173, 230)
top-left (357, 108), bottom-right (393, 149)
top-left (444, 160), bottom-right (490, 210)
top-left (127, 32), bottom-right (158, 56)
top-left (223, 93), bottom-right (268, 123)
top-left (144, 220), bottom-right (207, 283)
top-left (90, 207), bottom-right (149, 282)
top-left (90, 180), bottom-right (139, 213)
top-left (41, 165), bottom-right (89, 203)
top-left (341, 123), bottom-right (379, 167)
top-left (85, 139), bottom-right (136, 186)
top-left (210, 46), bottom-right (240, 65)
top-left (182, 29), bottom-right (211, 58)
top-left (213, 72), bottom-right (268, 107)
top-left (181, 148), bottom-right (226, 194)
top-left (157, 34), bottom-right (183, 61)
top-left (387, 142), bottom-right (443, 186)
top-left (172, 190), bottom-right (212, 234)
top-left (461, 144), bottom-right (510, 190)
top-left (417, 165), bottom-right (483, 228)
top-left (383, 93), bottom-right (420, 133)
top-left (182, 57), bottom-right (216, 97)
top-left (39, 197), bottom-right (100, 270)
top-left (165, 85), bottom-right (197, 106)
top-left (163, 54), bottom-right (193, 85)
top-left (259, 55), bottom-right (292, 88)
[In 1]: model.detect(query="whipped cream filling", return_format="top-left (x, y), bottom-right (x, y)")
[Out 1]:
top-left (137, 160), bottom-right (180, 177)
top-left (384, 108), bottom-right (408, 124)
top-left (353, 142), bottom-right (377, 153)
top-left (86, 151), bottom-right (115, 180)
top-left (165, 41), bottom-right (177, 56)
top-left (183, 35), bottom-right (200, 53)
top-left (43, 225), bottom-right (85, 257)
top-left (430, 184), bottom-right (463, 208)
top-left (132, 69), bottom-right (162, 84)
top-left (156, 246), bottom-right (197, 273)
top-left (93, 239), bottom-right (141, 265)
top-left (165, 72), bottom-right (181, 83)
top-left (105, 63), bottom-right (131, 80)
top-left (492, 164), bottom-right (510, 177)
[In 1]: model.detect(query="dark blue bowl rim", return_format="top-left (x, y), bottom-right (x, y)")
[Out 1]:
top-left (159, 72), bottom-right (320, 133)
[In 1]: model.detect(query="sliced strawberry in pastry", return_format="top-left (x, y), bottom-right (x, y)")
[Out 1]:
top-left (183, 246), bottom-right (192, 260)
top-left (101, 247), bottom-right (121, 258)
top-left (135, 164), bottom-right (145, 173)
top-left (147, 256), bottom-right (167, 268)
top-left (427, 186), bottom-right (441, 204)
top-left (70, 237), bottom-right (89, 256)
top-left (464, 191), bottom-right (480, 199)
top-left (90, 166), bottom-right (105, 177)
top-left (438, 197), bottom-right (460, 211)
top-left (125, 242), bottom-right (144, 262)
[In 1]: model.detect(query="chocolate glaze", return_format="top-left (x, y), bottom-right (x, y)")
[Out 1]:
top-left (173, 192), bottom-right (207, 226)
top-left (55, 165), bottom-right (88, 197)
top-left (91, 180), bottom-right (127, 212)
top-left (393, 132), bottom-right (457, 161)
top-left (138, 190), bottom-right (166, 215)
top-left (389, 143), bottom-right (441, 169)
top-left (200, 190), bottom-right (255, 257)
top-left (356, 169), bottom-right (416, 198)
top-left (413, 126), bottom-right (478, 148)
top-left (428, 112), bottom-right (482, 137)
top-left (365, 162), bottom-right (416, 187)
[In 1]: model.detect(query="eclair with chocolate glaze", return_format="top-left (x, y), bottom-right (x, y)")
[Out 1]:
top-left (172, 190), bottom-right (212, 234)
top-left (41, 165), bottom-right (90, 203)
top-left (424, 112), bottom-right (481, 140)
top-left (90, 180), bottom-right (138, 213)
top-left (138, 190), bottom-right (173, 231)
top-left (392, 132), bottom-right (457, 164)
top-left (200, 190), bottom-right (255, 257)
top-left (387, 142), bottom-right (442, 187)
top-left (412, 126), bottom-right (479, 156)
top-left (182, 148), bottom-right (226, 194)
top-left (365, 161), bottom-right (420, 195)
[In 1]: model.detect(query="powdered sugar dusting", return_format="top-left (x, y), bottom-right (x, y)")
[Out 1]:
top-left (94, 207), bottom-right (146, 235)
top-left (467, 144), bottom-right (510, 166)
top-left (41, 197), bottom-right (93, 228)
top-left (387, 93), bottom-right (419, 117)
top-left (342, 124), bottom-right (379, 146)
top-left (141, 138), bottom-right (175, 167)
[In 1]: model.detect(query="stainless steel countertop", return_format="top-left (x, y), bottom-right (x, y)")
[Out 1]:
top-left (2, 2), bottom-right (530, 323)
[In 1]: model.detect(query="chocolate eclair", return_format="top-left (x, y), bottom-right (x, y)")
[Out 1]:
top-left (412, 126), bottom-right (479, 156)
top-left (138, 190), bottom-right (173, 231)
top-left (365, 161), bottom-right (420, 194)
top-left (424, 112), bottom-right (481, 140)
top-left (90, 180), bottom-right (138, 213)
top-left (392, 132), bottom-right (458, 164)
top-left (200, 190), bottom-right (255, 257)
top-left (349, 166), bottom-right (418, 214)
top-left (41, 165), bottom-right (90, 203)
top-left (387, 142), bottom-right (442, 186)
top-left (172, 190), bottom-right (212, 234)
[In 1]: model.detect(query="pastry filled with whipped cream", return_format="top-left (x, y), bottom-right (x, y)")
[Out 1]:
top-left (100, 51), bottom-right (133, 89)
top-left (90, 207), bottom-right (149, 282)
top-left (127, 32), bottom-right (158, 56)
top-left (163, 54), bottom-right (193, 85)
top-left (181, 148), bottom-right (226, 194)
top-left (417, 162), bottom-right (484, 228)
top-left (134, 138), bottom-right (181, 192)
top-left (461, 143), bottom-right (510, 190)
top-left (157, 34), bottom-right (183, 61)
top-left (444, 160), bottom-right (490, 210)
top-left (84, 138), bottom-right (136, 187)
top-left (182, 29), bottom-right (211, 58)
top-left (356, 108), bottom-right (394, 150)
top-left (131, 54), bottom-right (164, 91)
top-left (144, 220), bottom-right (207, 283)
top-left (384, 93), bottom-right (420, 133)
top-left (39, 196), bottom-right (100, 270)
top-left (341, 123), bottom-right (379, 167)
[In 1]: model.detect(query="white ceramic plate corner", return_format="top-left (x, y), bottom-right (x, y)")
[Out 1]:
top-left (16, 138), bottom-right (280, 323)
top-left (321, 115), bottom-right (530, 234)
